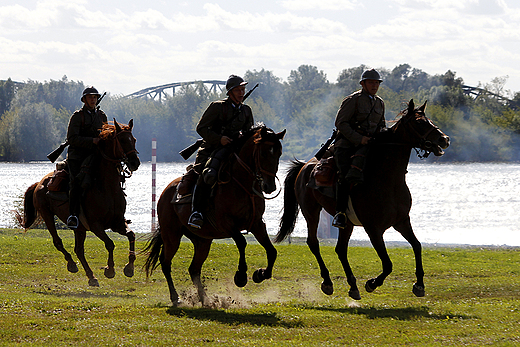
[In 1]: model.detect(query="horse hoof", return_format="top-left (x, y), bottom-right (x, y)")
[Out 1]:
top-left (252, 269), bottom-right (263, 283)
top-left (234, 271), bottom-right (248, 287)
top-left (171, 298), bottom-right (182, 307)
top-left (365, 279), bottom-right (376, 293)
top-left (104, 267), bottom-right (116, 279)
top-left (349, 289), bottom-right (361, 300)
top-left (413, 283), bottom-right (425, 297)
top-left (89, 278), bottom-right (99, 287)
top-left (123, 263), bottom-right (134, 277)
top-left (321, 283), bottom-right (334, 295)
top-left (67, 262), bottom-right (79, 273)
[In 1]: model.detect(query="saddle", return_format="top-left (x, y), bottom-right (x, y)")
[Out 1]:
top-left (47, 161), bottom-right (69, 193)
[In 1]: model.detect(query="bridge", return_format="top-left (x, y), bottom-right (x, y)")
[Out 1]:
top-left (125, 80), bottom-right (226, 101)
top-left (462, 85), bottom-right (511, 103)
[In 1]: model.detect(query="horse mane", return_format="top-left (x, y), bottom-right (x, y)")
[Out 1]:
top-left (234, 122), bottom-right (270, 149)
top-left (99, 122), bottom-right (131, 140)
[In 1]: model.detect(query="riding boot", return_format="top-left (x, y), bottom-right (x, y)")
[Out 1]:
top-left (67, 183), bottom-right (81, 229)
top-left (346, 145), bottom-right (369, 185)
top-left (202, 157), bottom-right (221, 186)
top-left (188, 179), bottom-right (210, 229)
top-left (332, 180), bottom-right (350, 229)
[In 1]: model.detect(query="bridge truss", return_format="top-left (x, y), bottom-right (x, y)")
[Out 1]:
top-left (125, 80), bottom-right (226, 101)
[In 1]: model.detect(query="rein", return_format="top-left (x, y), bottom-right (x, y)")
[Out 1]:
top-left (99, 128), bottom-right (138, 184)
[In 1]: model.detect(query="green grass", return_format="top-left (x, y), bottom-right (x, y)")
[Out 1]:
top-left (1, 228), bottom-right (519, 346)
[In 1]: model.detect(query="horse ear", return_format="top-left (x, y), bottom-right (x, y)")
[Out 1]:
top-left (277, 129), bottom-right (286, 140)
top-left (114, 118), bottom-right (122, 132)
top-left (419, 101), bottom-right (427, 112)
top-left (407, 99), bottom-right (415, 114)
top-left (128, 119), bottom-right (134, 130)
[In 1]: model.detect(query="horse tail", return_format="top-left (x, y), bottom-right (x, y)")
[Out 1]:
top-left (143, 227), bottom-right (163, 278)
top-left (275, 159), bottom-right (305, 243)
top-left (15, 182), bottom-right (39, 229)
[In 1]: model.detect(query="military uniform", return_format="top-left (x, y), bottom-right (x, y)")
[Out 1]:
top-left (332, 69), bottom-right (386, 229)
top-left (188, 75), bottom-right (253, 229)
top-left (65, 87), bottom-right (107, 229)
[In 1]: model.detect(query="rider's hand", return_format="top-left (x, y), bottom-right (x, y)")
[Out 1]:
top-left (220, 136), bottom-right (232, 146)
top-left (360, 136), bottom-right (371, 145)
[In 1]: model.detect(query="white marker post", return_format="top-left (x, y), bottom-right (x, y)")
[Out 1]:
top-left (151, 138), bottom-right (157, 232)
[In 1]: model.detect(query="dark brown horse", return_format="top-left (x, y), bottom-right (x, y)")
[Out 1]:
top-left (144, 125), bottom-right (286, 306)
top-left (17, 119), bottom-right (140, 286)
top-left (275, 100), bottom-right (450, 300)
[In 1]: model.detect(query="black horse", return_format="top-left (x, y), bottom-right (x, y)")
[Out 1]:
top-left (276, 100), bottom-right (450, 300)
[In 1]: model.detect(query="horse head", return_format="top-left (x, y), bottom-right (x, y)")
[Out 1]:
top-left (239, 125), bottom-right (286, 194)
top-left (394, 99), bottom-right (450, 157)
top-left (100, 118), bottom-right (141, 172)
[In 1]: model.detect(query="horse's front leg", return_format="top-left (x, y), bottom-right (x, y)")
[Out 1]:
top-left (365, 228), bottom-right (393, 293)
top-left (90, 224), bottom-right (116, 279)
top-left (394, 218), bottom-right (425, 297)
top-left (335, 225), bottom-right (360, 300)
top-left (231, 232), bottom-right (248, 287)
top-left (250, 221), bottom-right (277, 283)
top-left (73, 228), bottom-right (99, 286)
top-left (113, 223), bottom-right (136, 277)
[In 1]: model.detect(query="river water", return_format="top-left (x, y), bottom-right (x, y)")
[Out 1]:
top-left (1, 161), bottom-right (519, 247)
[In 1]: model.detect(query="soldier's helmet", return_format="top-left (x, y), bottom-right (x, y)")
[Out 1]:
top-left (360, 69), bottom-right (383, 83)
top-left (81, 86), bottom-right (101, 102)
top-left (225, 75), bottom-right (248, 95)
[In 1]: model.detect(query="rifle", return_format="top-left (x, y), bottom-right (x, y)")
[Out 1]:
top-left (178, 83), bottom-right (260, 160)
top-left (314, 129), bottom-right (338, 160)
top-left (47, 91), bottom-right (107, 163)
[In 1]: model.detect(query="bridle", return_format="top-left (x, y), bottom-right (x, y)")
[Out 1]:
top-left (100, 127), bottom-right (139, 180)
top-left (394, 111), bottom-right (441, 159)
top-left (234, 139), bottom-right (281, 200)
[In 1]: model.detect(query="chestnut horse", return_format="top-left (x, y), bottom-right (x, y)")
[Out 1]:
top-left (17, 119), bottom-right (140, 286)
top-left (276, 100), bottom-right (450, 300)
top-left (144, 125), bottom-right (286, 306)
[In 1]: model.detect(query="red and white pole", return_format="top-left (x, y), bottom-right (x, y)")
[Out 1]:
top-left (151, 138), bottom-right (157, 232)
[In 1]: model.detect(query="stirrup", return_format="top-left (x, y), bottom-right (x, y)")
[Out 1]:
top-left (188, 211), bottom-right (204, 229)
top-left (332, 212), bottom-right (347, 229)
top-left (67, 215), bottom-right (79, 229)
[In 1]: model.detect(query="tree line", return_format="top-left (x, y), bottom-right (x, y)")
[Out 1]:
top-left (1, 63), bottom-right (520, 163)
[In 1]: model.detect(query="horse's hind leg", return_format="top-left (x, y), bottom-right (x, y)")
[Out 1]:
top-left (188, 236), bottom-right (213, 307)
top-left (40, 212), bottom-right (78, 273)
top-left (335, 225), bottom-right (360, 300)
top-left (160, 226), bottom-right (183, 306)
top-left (365, 228), bottom-right (392, 294)
top-left (304, 210), bottom-right (334, 295)
top-left (73, 229), bottom-right (99, 286)
top-left (393, 217), bottom-right (425, 297)
top-left (250, 222), bottom-right (277, 283)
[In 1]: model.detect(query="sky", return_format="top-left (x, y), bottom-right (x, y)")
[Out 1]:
top-left (1, 0), bottom-right (520, 97)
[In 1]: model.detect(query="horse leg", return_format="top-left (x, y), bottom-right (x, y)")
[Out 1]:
top-left (40, 211), bottom-right (78, 273)
top-left (251, 222), bottom-right (277, 283)
top-left (112, 224), bottom-right (136, 278)
top-left (394, 218), bottom-right (425, 297)
top-left (231, 233), bottom-right (248, 288)
top-left (305, 211), bottom-right (334, 295)
top-left (188, 236), bottom-right (213, 307)
top-left (73, 229), bottom-right (99, 286)
top-left (335, 225), bottom-right (360, 300)
top-left (365, 229), bottom-right (392, 293)
top-left (91, 227), bottom-right (117, 279)
top-left (160, 226), bottom-right (183, 306)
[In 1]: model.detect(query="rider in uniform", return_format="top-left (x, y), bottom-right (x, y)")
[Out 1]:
top-left (188, 75), bottom-right (254, 229)
top-left (332, 69), bottom-right (386, 229)
top-left (66, 86), bottom-right (107, 229)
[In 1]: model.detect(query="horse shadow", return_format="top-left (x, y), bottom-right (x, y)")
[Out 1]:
top-left (314, 305), bottom-right (477, 321)
top-left (165, 307), bottom-right (304, 328)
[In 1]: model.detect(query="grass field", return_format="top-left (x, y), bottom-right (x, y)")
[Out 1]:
top-left (1, 227), bottom-right (519, 346)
